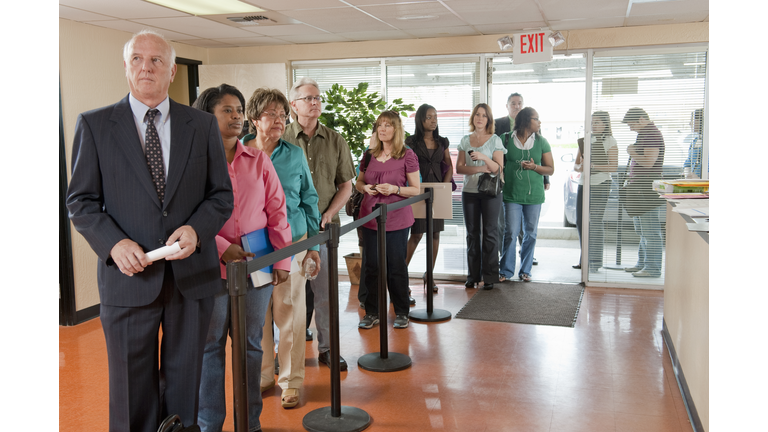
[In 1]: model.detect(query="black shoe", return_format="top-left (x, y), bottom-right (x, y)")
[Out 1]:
top-left (409, 295), bottom-right (416, 306)
top-left (306, 329), bottom-right (313, 341)
top-left (482, 283), bottom-right (494, 290)
top-left (318, 351), bottom-right (348, 371)
top-left (572, 264), bottom-right (581, 269)
top-left (532, 258), bottom-right (538, 265)
top-left (465, 281), bottom-right (476, 289)
top-left (275, 356), bottom-right (279, 375)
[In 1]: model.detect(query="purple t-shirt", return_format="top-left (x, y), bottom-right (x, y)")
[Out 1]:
top-left (359, 149), bottom-right (419, 231)
top-left (628, 122), bottom-right (665, 182)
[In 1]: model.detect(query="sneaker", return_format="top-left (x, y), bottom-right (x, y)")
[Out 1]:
top-left (624, 266), bottom-right (643, 272)
top-left (358, 314), bottom-right (379, 329)
top-left (393, 314), bottom-right (409, 329)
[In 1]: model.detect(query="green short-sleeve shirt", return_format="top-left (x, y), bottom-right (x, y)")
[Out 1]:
top-left (502, 133), bottom-right (551, 205)
top-left (282, 121), bottom-right (356, 224)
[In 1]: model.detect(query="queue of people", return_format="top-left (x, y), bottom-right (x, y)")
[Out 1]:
top-left (66, 29), bottom-right (688, 432)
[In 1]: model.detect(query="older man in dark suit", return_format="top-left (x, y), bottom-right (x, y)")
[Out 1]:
top-left (66, 30), bottom-right (233, 432)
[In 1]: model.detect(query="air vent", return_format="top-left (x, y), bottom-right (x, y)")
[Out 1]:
top-left (227, 15), bottom-right (276, 24)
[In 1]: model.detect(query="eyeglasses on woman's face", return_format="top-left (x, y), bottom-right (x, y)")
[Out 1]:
top-left (261, 111), bottom-right (289, 122)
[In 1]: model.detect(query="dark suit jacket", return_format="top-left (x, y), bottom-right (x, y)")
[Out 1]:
top-left (67, 95), bottom-right (234, 307)
top-left (494, 116), bottom-right (512, 137)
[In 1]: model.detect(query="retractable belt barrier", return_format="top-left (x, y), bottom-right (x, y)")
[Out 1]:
top-left (225, 188), bottom-right (450, 432)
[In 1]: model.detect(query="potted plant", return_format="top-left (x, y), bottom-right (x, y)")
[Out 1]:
top-left (318, 82), bottom-right (414, 284)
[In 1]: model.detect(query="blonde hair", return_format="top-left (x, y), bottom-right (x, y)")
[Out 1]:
top-left (370, 111), bottom-right (406, 159)
top-left (245, 88), bottom-right (290, 135)
top-left (468, 103), bottom-right (495, 134)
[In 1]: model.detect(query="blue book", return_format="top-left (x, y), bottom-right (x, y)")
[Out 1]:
top-left (241, 228), bottom-right (274, 286)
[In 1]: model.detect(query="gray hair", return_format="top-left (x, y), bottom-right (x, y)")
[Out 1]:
top-left (289, 77), bottom-right (320, 102)
top-left (123, 29), bottom-right (176, 65)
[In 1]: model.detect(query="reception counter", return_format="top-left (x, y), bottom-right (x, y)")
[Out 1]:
top-left (663, 201), bottom-right (708, 432)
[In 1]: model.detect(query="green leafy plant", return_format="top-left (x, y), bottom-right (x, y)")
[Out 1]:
top-left (318, 82), bottom-right (415, 168)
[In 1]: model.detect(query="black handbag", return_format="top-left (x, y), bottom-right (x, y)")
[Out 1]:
top-left (345, 151), bottom-right (373, 218)
top-left (477, 165), bottom-right (503, 197)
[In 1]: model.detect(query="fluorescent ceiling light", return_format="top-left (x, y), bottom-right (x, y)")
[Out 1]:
top-left (427, 72), bottom-right (471, 76)
top-left (494, 69), bottom-right (535, 74)
top-left (397, 15), bottom-right (438, 21)
top-left (146, 0), bottom-right (264, 15)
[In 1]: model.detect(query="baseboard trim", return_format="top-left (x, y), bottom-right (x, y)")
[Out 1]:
top-left (74, 304), bottom-right (100, 325)
top-left (662, 319), bottom-right (704, 432)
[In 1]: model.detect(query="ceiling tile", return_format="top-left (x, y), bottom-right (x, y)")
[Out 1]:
top-left (442, 0), bottom-right (543, 25)
top-left (275, 34), bottom-right (352, 44)
top-left (538, 0), bottom-right (627, 21)
top-left (625, 12), bottom-right (709, 27)
top-left (242, 0), bottom-right (346, 11)
top-left (279, 7), bottom-right (395, 32)
top-left (630, 0), bottom-right (709, 17)
top-left (59, 0), bottom-right (188, 19)
top-left (335, 30), bottom-right (414, 41)
top-left (244, 24), bottom-right (328, 36)
top-left (60, 5), bottom-right (115, 22)
top-left (359, 2), bottom-right (466, 29)
top-left (345, 0), bottom-right (441, 6)
top-left (405, 26), bottom-right (480, 37)
top-left (549, 17), bottom-right (625, 31)
top-left (210, 36), bottom-right (294, 46)
top-left (173, 39), bottom-right (238, 48)
top-left (84, 19), bottom-right (198, 41)
top-left (132, 16), bottom-right (256, 39)
top-left (474, 22), bottom-right (549, 35)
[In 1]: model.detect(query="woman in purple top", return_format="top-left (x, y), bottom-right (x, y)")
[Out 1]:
top-left (356, 111), bottom-right (421, 330)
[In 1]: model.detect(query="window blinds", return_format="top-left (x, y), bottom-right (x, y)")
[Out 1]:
top-left (587, 49), bottom-right (707, 285)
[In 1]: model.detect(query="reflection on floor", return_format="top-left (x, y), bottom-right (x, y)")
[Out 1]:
top-left (60, 279), bottom-right (693, 432)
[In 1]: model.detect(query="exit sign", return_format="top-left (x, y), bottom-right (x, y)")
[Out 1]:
top-left (513, 32), bottom-right (553, 64)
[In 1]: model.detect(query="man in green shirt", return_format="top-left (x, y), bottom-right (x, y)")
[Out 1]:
top-left (282, 77), bottom-right (355, 371)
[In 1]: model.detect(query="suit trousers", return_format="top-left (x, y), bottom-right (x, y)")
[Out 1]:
top-left (261, 247), bottom-right (308, 390)
top-left (100, 262), bottom-right (214, 432)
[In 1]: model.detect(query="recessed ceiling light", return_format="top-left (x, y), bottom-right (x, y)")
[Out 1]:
top-left (146, 0), bottom-right (264, 16)
top-left (396, 15), bottom-right (438, 21)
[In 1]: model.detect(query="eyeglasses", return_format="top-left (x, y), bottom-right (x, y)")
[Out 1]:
top-left (261, 111), bottom-right (289, 122)
top-left (293, 95), bottom-right (324, 104)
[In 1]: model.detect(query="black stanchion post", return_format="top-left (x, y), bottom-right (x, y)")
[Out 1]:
top-left (302, 223), bottom-right (371, 432)
top-left (410, 188), bottom-right (452, 323)
top-left (358, 203), bottom-right (412, 372)
top-left (226, 260), bottom-right (249, 432)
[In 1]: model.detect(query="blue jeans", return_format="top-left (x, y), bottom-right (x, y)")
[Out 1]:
top-left (198, 279), bottom-right (273, 432)
top-left (632, 206), bottom-right (663, 277)
top-left (309, 244), bottom-right (331, 354)
top-left (500, 203), bottom-right (542, 278)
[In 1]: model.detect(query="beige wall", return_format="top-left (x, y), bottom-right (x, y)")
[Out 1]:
top-left (60, 18), bottom-right (707, 314)
top-left (168, 64), bottom-right (189, 106)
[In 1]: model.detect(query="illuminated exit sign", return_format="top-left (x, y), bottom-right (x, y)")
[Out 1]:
top-left (513, 31), bottom-right (553, 64)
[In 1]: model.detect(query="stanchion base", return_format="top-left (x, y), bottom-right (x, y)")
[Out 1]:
top-left (409, 308), bottom-right (452, 322)
top-left (357, 352), bottom-right (411, 372)
top-left (303, 406), bottom-right (371, 432)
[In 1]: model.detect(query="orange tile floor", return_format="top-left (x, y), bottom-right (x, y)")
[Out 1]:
top-left (59, 279), bottom-right (694, 432)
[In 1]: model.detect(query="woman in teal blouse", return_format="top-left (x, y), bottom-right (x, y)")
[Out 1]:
top-left (499, 107), bottom-right (554, 282)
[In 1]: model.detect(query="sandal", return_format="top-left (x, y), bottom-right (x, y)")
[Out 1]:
top-left (423, 272), bottom-right (439, 293)
top-left (281, 388), bottom-right (299, 409)
top-left (260, 380), bottom-right (275, 393)
top-left (499, 275), bottom-right (507, 282)
top-left (519, 273), bottom-right (531, 282)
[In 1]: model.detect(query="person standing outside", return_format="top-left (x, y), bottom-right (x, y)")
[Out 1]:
top-left (66, 30), bottom-right (234, 431)
top-left (282, 77), bottom-right (355, 371)
top-left (622, 108), bottom-right (665, 278)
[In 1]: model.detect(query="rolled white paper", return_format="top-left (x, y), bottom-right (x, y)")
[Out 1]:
top-left (145, 242), bottom-right (181, 262)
